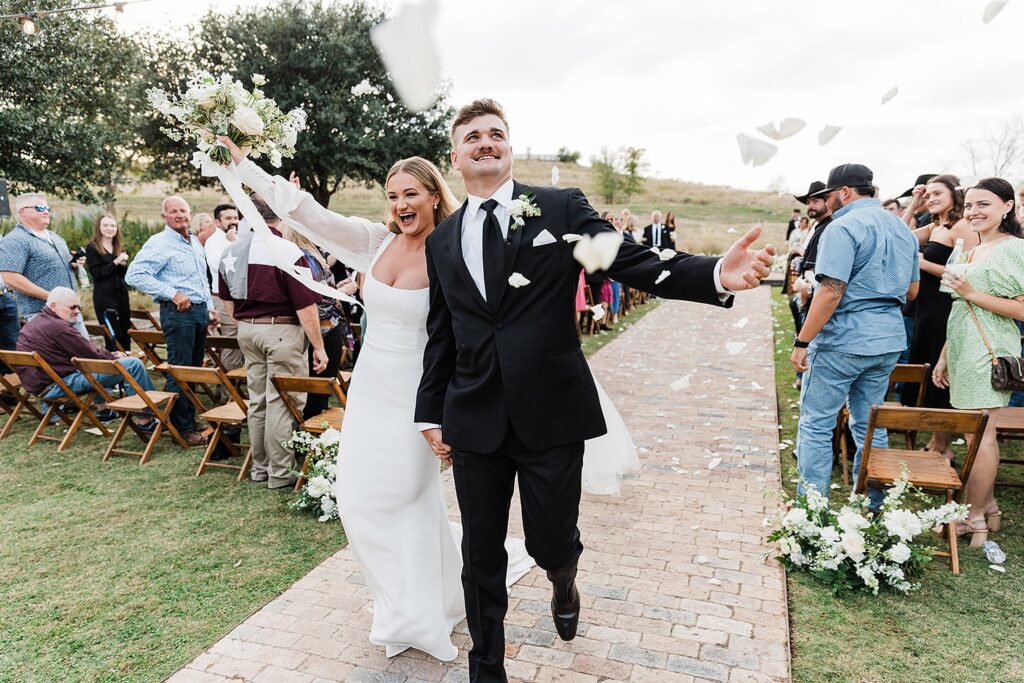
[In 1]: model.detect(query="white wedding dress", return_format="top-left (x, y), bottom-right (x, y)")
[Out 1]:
top-left (233, 160), bottom-right (638, 661)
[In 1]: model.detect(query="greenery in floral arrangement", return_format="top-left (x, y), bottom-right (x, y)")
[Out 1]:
top-left (766, 469), bottom-right (968, 596)
top-left (286, 428), bottom-right (341, 522)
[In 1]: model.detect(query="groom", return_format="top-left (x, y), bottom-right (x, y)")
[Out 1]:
top-left (415, 99), bottom-right (774, 682)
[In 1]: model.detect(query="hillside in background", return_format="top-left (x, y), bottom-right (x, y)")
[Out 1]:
top-left (42, 159), bottom-right (797, 255)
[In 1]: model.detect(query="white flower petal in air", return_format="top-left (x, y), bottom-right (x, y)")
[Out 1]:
top-left (508, 272), bottom-right (531, 288)
top-left (818, 124), bottom-right (842, 145)
top-left (370, 0), bottom-right (440, 111)
top-left (572, 231), bottom-right (623, 273)
top-left (756, 117), bottom-right (806, 140)
top-left (707, 457), bottom-right (722, 470)
top-left (736, 133), bottom-right (777, 167)
top-left (881, 86), bottom-right (899, 105)
top-left (591, 303), bottom-right (606, 322)
top-left (733, 317), bottom-right (749, 328)
top-left (655, 270), bottom-right (670, 285)
top-left (657, 248), bottom-right (676, 261)
top-left (551, 166), bottom-right (560, 186)
top-left (983, 0), bottom-right (1008, 23)
top-left (725, 342), bottom-right (746, 355)
top-left (726, 227), bottom-right (737, 234)
top-left (562, 233), bottom-right (582, 244)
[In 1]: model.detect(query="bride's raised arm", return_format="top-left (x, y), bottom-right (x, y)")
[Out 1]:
top-left (221, 137), bottom-right (389, 272)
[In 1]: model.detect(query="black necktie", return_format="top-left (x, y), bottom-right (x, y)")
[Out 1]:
top-left (481, 199), bottom-right (504, 305)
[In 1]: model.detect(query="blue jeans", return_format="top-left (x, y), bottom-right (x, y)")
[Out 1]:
top-left (160, 302), bottom-right (208, 434)
top-left (43, 357), bottom-right (155, 401)
top-left (797, 349), bottom-right (901, 508)
top-left (0, 292), bottom-right (19, 372)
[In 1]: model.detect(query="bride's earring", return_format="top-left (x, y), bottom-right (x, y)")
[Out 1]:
top-left (1003, 212), bottom-right (1010, 220)
top-left (433, 203), bottom-right (439, 210)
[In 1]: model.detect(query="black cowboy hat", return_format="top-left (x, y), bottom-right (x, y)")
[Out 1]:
top-left (794, 180), bottom-right (828, 205)
top-left (897, 173), bottom-right (937, 199)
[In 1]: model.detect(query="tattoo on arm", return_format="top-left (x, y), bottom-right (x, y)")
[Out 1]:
top-left (819, 276), bottom-right (846, 296)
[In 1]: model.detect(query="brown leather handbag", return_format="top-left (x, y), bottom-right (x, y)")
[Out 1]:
top-left (966, 302), bottom-right (1024, 391)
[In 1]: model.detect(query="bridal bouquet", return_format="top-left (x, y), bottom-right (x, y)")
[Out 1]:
top-left (286, 428), bottom-right (341, 522)
top-left (147, 71), bottom-right (307, 168)
top-left (766, 470), bottom-right (968, 595)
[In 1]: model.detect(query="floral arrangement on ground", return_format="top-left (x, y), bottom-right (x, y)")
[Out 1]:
top-left (286, 428), bottom-right (341, 522)
top-left (767, 470), bottom-right (968, 595)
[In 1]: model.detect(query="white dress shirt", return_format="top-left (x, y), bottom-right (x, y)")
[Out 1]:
top-left (204, 228), bottom-right (230, 281)
top-left (461, 178), bottom-right (515, 300)
top-left (652, 223), bottom-right (663, 247)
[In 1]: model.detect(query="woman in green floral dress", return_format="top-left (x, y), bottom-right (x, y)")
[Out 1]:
top-left (933, 178), bottom-right (1023, 547)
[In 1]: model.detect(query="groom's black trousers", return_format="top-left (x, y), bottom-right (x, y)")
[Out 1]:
top-left (451, 427), bottom-right (585, 683)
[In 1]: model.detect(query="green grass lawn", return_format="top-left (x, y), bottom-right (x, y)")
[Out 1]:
top-left (769, 288), bottom-right (1024, 683)
top-left (0, 303), bottom-right (655, 683)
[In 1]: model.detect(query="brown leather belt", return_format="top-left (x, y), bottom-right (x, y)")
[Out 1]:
top-left (242, 316), bottom-right (300, 325)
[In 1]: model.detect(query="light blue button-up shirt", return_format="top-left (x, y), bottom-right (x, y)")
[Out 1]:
top-left (813, 198), bottom-right (920, 355)
top-left (126, 226), bottom-right (213, 307)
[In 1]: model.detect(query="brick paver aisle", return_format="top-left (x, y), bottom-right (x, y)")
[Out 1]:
top-left (169, 286), bottom-right (790, 683)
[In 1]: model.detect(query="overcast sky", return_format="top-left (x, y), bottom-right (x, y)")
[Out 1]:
top-left (120, 0), bottom-right (1023, 198)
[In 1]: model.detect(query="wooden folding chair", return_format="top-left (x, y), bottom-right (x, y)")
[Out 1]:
top-left (129, 329), bottom-right (167, 369)
top-left (835, 363), bottom-right (931, 485)
top-left (0, 370), bottom-right (43, 439)
top-left (205, 335), bottom-right (247, 393)
top-left (272, 374), bottom-right (348, 490)
top-left (993, 408), bottom-right (1024, 488)
top-left (85, 321), bottom-right (126, 354)
top-left (165, 364), bottom-right (251, 480)
top-left (72, 357), bottom-right (187, 464)
top-left (129, 308), bottom-right (161, 331)
top-left (0, 350), bottom-right (111, 451)
top-left (855, 405), bottom-right (989, 574)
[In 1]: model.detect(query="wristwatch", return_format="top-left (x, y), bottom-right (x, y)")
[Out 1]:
top-left (793, 339), bottom-right (810, 349)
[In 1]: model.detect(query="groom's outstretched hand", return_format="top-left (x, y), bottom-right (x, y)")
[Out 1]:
top-left (720, 225), bottom-right (777, 292)
top-left (421, 428), bottom-right (453, 466)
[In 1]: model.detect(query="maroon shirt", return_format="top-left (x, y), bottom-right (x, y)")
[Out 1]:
top-left (218, 228), bottom-right (321, 319)
top-left (15, 307), bottom-right (116, 394)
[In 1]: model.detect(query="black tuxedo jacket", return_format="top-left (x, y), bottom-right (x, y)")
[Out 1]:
top-left (414, 181), bottom-right (729, 453)
top-left (642, 223), bottom-right (675, 250)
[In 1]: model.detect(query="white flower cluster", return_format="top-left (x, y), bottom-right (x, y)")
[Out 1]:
top-left (767, 471), bottom-right (968, 596)
top-left (147, 71), bottom-right (307, 168)
top-left (286, 427), bottom-right (343, 522)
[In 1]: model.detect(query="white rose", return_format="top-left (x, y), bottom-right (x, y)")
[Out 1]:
top-left (507, 199), bottom-right (528, 215)
top-left (882, 509), bottom-right (923, 542)
top-left (252, 73), bottom-right (267, 86)
top-left (306, 475), bottom-right (331, 499)
top-left (231, 105), bottom-right (265, 137)
top-left (840, 531), bottom-right (866, 563)
top-left (508, 272), bottom-right (531, 288)
top-left (818, 526), bottom-right (840, 545)
top-left (781, 507), bottom-right (808, 529)
top-left (191, 83), bottom-right (220, 108)
top-left (889, 543), bottom-right (912, 564)
top-left (837, 508), bottom-right (869, 534)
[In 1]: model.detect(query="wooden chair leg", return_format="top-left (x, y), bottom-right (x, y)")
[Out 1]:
top-left (236, 446), bottom-right (253, 482)
top-left (294, 456), bottom-right (310, 492)
top-left (29, 403), bottom-right (60, 446)
top-left (139, 420), bottom-right (162, 465)
top-left (156, 397), bottom-right (189, 449)
top-left (1, 401), bottom-right (24, 439)
top-left (195, 423), bottom-right (222, 477)
top-left (947, 520), bottom-right (960, 574)
top-left (103, 417), bottom-right (132, 462)
top-left (58, 408), bottom-right (87, 451)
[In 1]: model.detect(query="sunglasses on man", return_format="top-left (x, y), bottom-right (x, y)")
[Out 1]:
top-left (21, 205), bottom-right (50, 213)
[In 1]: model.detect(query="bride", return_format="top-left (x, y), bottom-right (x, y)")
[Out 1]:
top-left (220, 138), bottom-right (636, 660)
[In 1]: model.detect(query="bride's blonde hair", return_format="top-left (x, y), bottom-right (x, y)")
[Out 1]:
top-left (384, 157), bottom-right (459, 235)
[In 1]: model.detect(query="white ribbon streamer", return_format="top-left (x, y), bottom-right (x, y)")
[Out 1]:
top-left (201, 157), bottom-right (358, 305)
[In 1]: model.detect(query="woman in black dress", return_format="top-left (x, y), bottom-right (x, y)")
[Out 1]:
top-left (901, 175), bottom-right (978, 458)
top-left (85, 214), bottom-right (131, 352)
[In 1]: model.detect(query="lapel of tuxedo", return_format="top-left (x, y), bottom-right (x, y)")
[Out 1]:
top-left (492, 180), bottom-right (529, 311)
top-left (447, 200), bottom-right (491, 313)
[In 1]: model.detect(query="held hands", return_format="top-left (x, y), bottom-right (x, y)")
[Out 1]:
top-left (421, 427), bottom-right (452, 465)
top-left (720, 225), bottom-right (777, 291)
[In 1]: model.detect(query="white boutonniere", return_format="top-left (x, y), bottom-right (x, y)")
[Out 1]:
top-left (506, 193), bottom-right (541, 231)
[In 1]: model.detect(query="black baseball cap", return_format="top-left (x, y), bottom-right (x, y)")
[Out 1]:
top-left (794, 180), bottom-right (828, 205)
top-left (821, 163), bottom-right (874, 193)
top-left (897, 173), bottom-right (938, 199)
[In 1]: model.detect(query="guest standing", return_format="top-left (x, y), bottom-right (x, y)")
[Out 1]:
top-left (126, 195), bottom-right (216, 448)
top-left (642, 210), bottom-right (674, 250)
top-left (85, 214), bottom-right (132, 352)
top-left (933, 178), bottom-right (1023, 546)
top-left (901, 175), bottom-right (978, 458)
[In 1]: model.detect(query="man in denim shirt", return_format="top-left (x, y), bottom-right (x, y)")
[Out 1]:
top-left (126, 196), bottom-right (218, 447)
top-left (0, 193), bottom-right (88, 338)
top-left (791, 164), bottom-right (920, 508)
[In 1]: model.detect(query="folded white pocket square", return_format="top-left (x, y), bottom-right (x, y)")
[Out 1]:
top-left (532, 229), bottom-right (556, 246)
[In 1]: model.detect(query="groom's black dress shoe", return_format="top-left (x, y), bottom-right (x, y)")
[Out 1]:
top-left (546, 564), bottom-right (580, 641)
